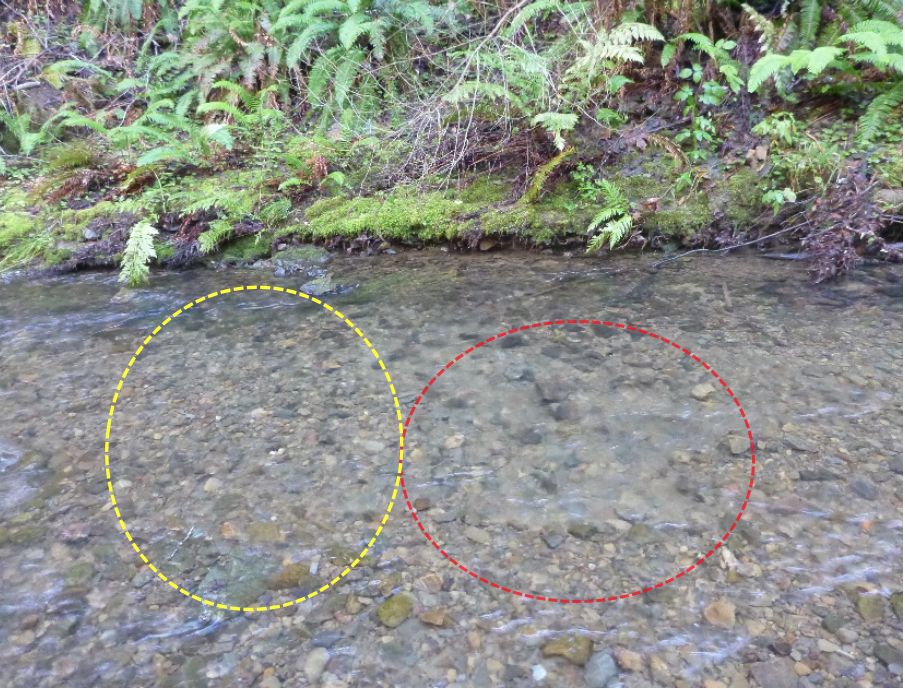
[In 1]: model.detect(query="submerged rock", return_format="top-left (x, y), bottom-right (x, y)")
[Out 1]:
top-left (750, 658), bottom-right (798, 688)
top-left (246, 522), bottom-right (282, 543)
top-left (704, 600), bottom-right (736, 628)
top-left (584, 651), bottom-right (618, 687)
top-left (266, 563), bottom-right (318, 592)
top-left (378, 594), bottom-right (414, 628)
top-left (542, 633), bottom-right (593, 665)
top-left (857, 594), bottom-right (886, 621)
top-left (300, 276), bottom-right (337, 296)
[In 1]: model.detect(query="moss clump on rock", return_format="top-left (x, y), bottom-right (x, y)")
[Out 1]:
top-left (541, 632), bottom-right (594, 665)
top-left (378, 593), bottom-right (414, 628)
top-left (303, 190), bottom-right (483, 242)
top-left (216, 235), bottom-right (272, 263)
top-left (647, 190), bottom-right (713, 237)
top-left (0, 211), bottom-right (37, 254)
top-left (720, 166), bottom-right (768, 229)
top-left (266, 563), bottom-right (319, 592)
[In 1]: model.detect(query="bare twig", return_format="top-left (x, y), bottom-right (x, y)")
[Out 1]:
top-left (650, 222), bottom-right (812, 268)
top-left (167, 525), bottom-right (195, 561)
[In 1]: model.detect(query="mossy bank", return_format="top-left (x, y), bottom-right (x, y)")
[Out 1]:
top-left (0, 147), bottom-right (779, 275)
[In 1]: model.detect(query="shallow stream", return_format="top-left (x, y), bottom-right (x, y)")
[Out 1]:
top-left (0, 252), bottom-right (901, 687)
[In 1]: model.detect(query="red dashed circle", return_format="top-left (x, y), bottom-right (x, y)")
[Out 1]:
top-left (400, 319), bottom-right (756, 603)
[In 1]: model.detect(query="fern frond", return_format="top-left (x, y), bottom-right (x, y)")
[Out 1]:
top-left (198, 219), bottom-right (234, 253)
top-left (303, 0), bottom-right (349, 20)
top-left (805, 46), bottom-right (845, 74)
top-left (287, 19), bottom-right (337, 66)
top-left (119, 222), bottom-right (158, 287)
top-left (333, 50), bottom-right (365, 110)
top-left (504, 0), bottom-right (575, 38)
top-left (798, 0), bottom-right (821, 48)
top-left (838, 30), bottom-right (890, 55)
top-left (857, 80), bottom-right (903, 145)
top-left (136, 146), bottom-right (189, 166)
top-left (677, 33), bottom-right (718, 59)
top-left (748, 53), bottom-right (792, 91)
top-left (607, 22), bottom-right (664, 45)
top-left (530, 112), bottom-right (578, 150)
top-left (742, 3), bottom-right (776, 53)
top-left (661, 42), bottom-right (677, 67)
top-left (339, 12), bottom-right (369, 49)
top-left (443, 81), bottom-right (523, 107)
top-left (849, 20), bottom-right (904, 45)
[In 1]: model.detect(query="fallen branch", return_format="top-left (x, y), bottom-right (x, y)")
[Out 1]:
top-left (650, 222), bottom-right (811, 268)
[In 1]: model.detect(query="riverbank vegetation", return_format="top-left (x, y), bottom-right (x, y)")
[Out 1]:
top-left (0, 0), bottom-right (901, 284)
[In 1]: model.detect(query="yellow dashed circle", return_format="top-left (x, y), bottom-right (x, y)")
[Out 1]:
top-left (104, 285), bottom-right (404, 612)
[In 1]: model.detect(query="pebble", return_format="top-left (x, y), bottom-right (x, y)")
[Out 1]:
top-left (542, 633), bottom-right (593, 665)
top-left (584, 651), bottom-right (618, 687)
top-left (850, 474), bottom-right (880, 500)
top-left (784, 435), bottom-right (817, 452)
top-left (873, 643), bottom-right (901, 666)
top-left (418, 609), bottom-right (453, 628)
top-left (443, 435), bottom-right (465, 449)
top-left (532, 665), bottom-right (547, 681)
top-left (836, 628), bottom-right (859, 644)
top-left (377, 594), bottom-right (414, 628)
top-left (691, 383), bottom-right (716, 401)
top-left (750, 658), bottom-right (799, 688)
top-left (857, 594), bottom-right (886, 621)
top-left (794, 662), bottom-right (813, 676)
top-left (542, 530), bottom-right (565, 549)
top-left (613, 648), bottom-right (643, 672)
top-left (817, 639), bottom-right (840, 654)
top-left (302, 648), bottom-right (330, 682)
top-left (704, 600), bottom-right (736, 628)
top-left (464, 526), bottom-right (491, 545)
top-left (312, 631), bottom-right (343, 648)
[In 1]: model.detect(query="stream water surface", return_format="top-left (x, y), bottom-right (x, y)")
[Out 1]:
top-left (0, 252), bottom-right (901, 688)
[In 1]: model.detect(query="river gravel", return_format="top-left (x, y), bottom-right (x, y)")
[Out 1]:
top-left (0, 251), bottom-right (901, 687)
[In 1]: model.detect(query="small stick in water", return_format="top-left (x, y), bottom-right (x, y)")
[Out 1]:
top-left (168, 525), bottom-right (195, 561)
top-left (722, 283), bottom-right (732, 308)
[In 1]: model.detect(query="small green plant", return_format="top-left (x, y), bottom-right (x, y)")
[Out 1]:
top-left (753, 113), bottom-right (846, 195)
top-left (747, 20), bottom-right (903, 144)
top-left (119, 221), bottom-right (159, 286)
top-left (572, 163), bottom-right (633, 251)
top-left (751, 112), bottom-right (800, 146)
top-left (673, 66), bottom-right (724, 162)
top-left (663, 34), bottom-right (744, 93)
top-left (197, 219), bottom-right (233, 254)
top-left (762, 187), bottom-right (797, 214)
top-left (0, 110), bottom-right (56, 156)
top-left (197, 82), bottom-right (288, 166)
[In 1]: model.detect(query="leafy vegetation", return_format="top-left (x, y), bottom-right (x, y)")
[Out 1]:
top-left (0, 0), bottom-right (900, 281)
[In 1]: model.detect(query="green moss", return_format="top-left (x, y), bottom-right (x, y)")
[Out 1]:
top-left (304, 190), bottom-right (481, 242)
top-left (0, 211), bottom-right (37, 252)
top-left (276, 244), bottom-right (328, 262)
top-left (306, 196), bottom-right (351, 219)
top-left (458, 177), bottom-right (508, 205)
top-left (479, 205), bottom-right (535, 236)
top-left (647, 191), bottom-right (713, 236)
top-left (154, 241), bottom-right (176, 263)
top-left (606, 172), bottom-right (669, 202)
top-left (57, 201), bottom-right (123, 240)
top-left (723, 167), bottom-right (768, 229)
top-left (43, 247), bottom-right (73, 265)
top-left (216, 234), bottom-right (272, 262)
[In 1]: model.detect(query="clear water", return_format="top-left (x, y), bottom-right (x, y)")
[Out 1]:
top-left (0, 252), bottom-right (901, 687)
